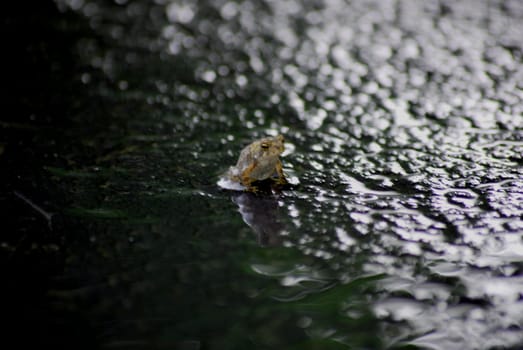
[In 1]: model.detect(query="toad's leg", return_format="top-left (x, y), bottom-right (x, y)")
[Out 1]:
top-left (240, 163), bottom-right (256, 190)
top-left (274, 160), bottom-right (288, 184)
top-left (241, 175), bottom-right (258, 193)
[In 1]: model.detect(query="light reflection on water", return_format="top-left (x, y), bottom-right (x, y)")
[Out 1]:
top-left (49, 0), bottom-right (523, 348)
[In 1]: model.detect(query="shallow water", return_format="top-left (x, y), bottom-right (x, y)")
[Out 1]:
top-left (3, 0), bottom-right (523, 349)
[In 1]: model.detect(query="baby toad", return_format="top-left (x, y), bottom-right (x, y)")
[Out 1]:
top-left (226, 135), bottom-right (287, 191)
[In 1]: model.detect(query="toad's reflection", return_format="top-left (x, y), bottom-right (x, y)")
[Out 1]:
top-left (231, 192), bottom-right (285, 246)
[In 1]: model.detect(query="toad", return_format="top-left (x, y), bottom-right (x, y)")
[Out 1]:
top-left (226, 135), bottom-right (288, 191)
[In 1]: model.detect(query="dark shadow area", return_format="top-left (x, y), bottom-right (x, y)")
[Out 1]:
top-left (1, 1), bottom-right (97, 348)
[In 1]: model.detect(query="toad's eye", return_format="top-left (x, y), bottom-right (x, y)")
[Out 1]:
top-left (261, 142), bottom-right (269, 149)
